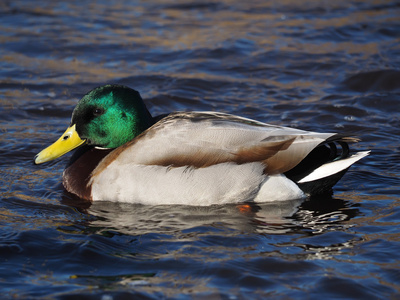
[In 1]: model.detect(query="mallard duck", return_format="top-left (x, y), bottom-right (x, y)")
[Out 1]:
top-left (35, 84), bottom-right (369, 205)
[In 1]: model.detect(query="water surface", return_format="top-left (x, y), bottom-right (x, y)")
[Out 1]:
top-left (1, 0), bottom-right (399, 298)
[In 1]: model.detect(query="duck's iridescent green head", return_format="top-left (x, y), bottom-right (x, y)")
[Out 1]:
top-left (72, 85), bottom-right (153, 148)
top-left (34, 84), bottom-right (154, 164)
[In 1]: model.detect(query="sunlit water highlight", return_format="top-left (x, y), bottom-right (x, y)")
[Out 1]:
top-left (1, 0), bottom-right (399, 298)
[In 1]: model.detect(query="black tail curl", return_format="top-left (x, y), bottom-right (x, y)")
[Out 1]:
top-left (284, 136), bottom-right (357, 195)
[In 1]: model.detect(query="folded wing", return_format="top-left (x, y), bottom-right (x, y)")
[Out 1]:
top-left (95, 112), bottom-right (340, 176)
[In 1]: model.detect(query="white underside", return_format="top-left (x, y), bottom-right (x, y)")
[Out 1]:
top-left (90, 162), bottom-right (306, 205)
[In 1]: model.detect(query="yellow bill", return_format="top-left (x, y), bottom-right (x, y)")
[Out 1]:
top-left (34, 124), bottom-right (85, 164)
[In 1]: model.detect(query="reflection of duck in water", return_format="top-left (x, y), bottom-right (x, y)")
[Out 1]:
top-left (61, 197), bottom-right (357, 237)
top-left (65, 199), bottom-right (305, 235)
top-left (35, 85), bottom-right (369, 205)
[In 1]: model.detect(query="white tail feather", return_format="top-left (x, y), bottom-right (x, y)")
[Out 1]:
top-left (298, 151), bottom-right (370, 183)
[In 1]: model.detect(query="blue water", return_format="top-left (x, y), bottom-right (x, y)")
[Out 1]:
top-left (1, 0), bottom-right (399, 298)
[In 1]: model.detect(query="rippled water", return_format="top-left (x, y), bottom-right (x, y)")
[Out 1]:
top-left (1, 0), bottom-right (400, 298)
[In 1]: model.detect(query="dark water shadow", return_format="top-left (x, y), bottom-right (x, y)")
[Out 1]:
top-left (341, 69), bottom-right (400, 92)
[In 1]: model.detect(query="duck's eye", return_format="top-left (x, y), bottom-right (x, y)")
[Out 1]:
top-left (93, 107), bottom-right (104, 116)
